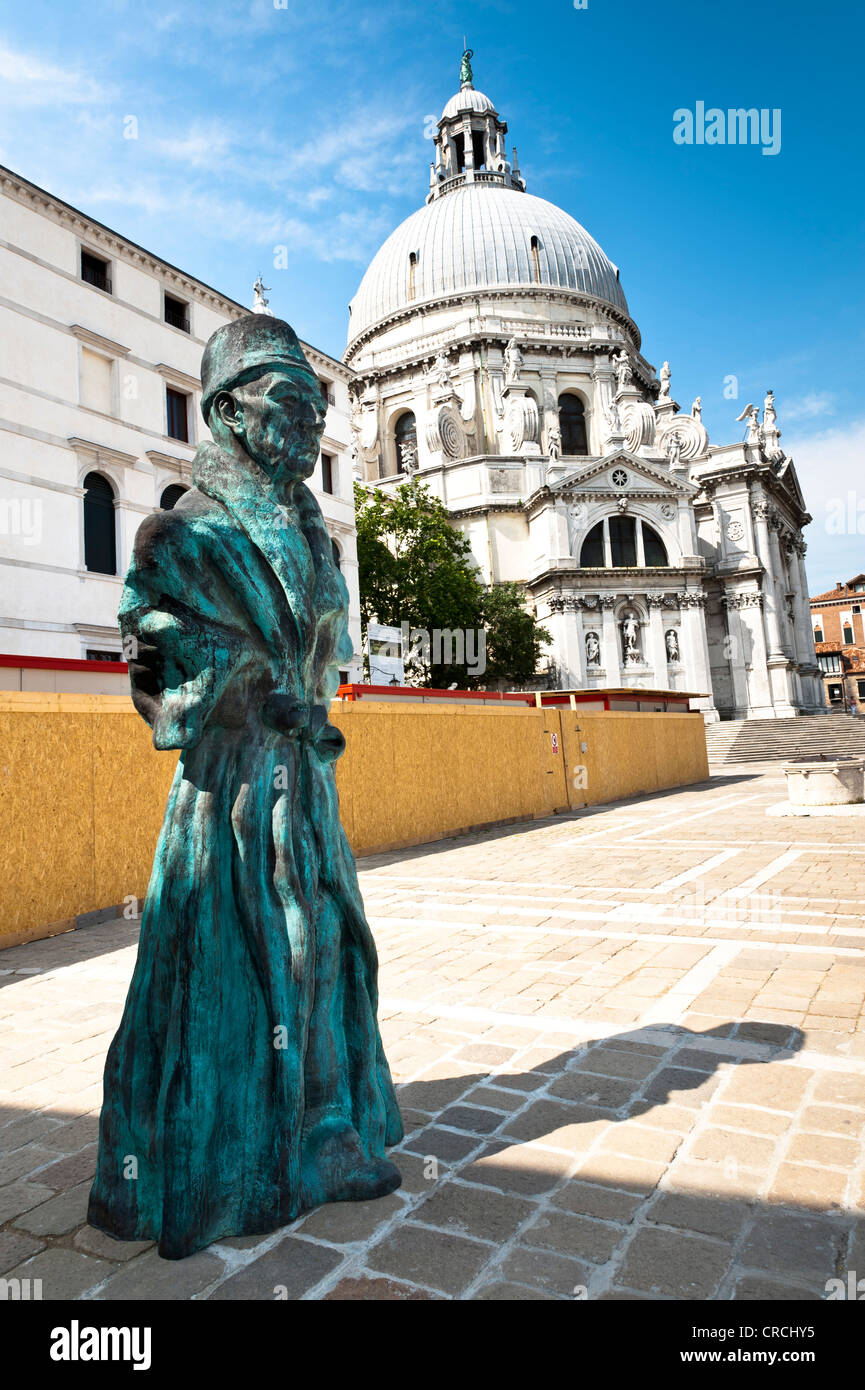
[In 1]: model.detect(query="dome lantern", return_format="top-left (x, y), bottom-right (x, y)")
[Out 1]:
top-left (428, 51), bottom-right (525, 203)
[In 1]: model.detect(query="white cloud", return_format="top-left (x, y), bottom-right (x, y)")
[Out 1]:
top-left (783, 391), bottom-right (836, 421)
top-left (0, 42), bottom-right (107, 107)
top-left (785, 418), bottom-right (865, 593)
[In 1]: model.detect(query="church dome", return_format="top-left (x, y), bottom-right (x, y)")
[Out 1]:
top-left (347, 181), bottom-right (629, 348)
top-left (441, 87), bottom-right (496, 119)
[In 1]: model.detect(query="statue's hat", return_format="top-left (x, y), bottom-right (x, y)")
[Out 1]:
top-left (200, 314), bottom-right (318, 420)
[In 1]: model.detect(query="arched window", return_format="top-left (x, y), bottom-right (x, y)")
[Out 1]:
top-left (331, 538), bottom-right (342, 572)
top-left (814, 624), bottom-right (824, 643)
top-left (83, 471), bottom-right (116, 574)
top-left (643, 523), bottom-right (668, 567)
top-left (408, 252), bottom-right (417, 301)
top-left (579, 516), bottom-right (670, 569)
top-left (844, 622), bottom-right (854, 644)
top-left (558, 393), bottom-right (588, 456)
top-left (160, 484), bottom-right (188, 510)
top-left (580, 521), bottom-right (604, 568)
top-left (394, 411), bottom-right (417, 473)
top-left (530, 235), bottom-right (541, 284)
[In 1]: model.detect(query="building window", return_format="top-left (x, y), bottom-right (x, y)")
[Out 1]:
top-left (83, 472), bottom-right (117, 575)
top-left (331, 539), bottom-right (342, 571)
top-left (558, 394), bottom-right (588, 456)
top-left (828, 683), bottom-right (843, 702)
top-left (164, 294), bottom-right (190, 332)
top-left (530, 235), bottom-right (541, 284)
top-left (321, 453), bottom-right (334, 494)
top-left (318, 378), bottom-right (336, 407)
top-left (844, 623), bottom-right (854, 644)
top-left (453, 132), bottom-right (466, 172)
top-left (472, 130), bottom-right (486, 169)
top-left (80, 348), bottom-right (114, 414)
top-left (580, 521), bottom-right (605, 568)
top-left (160, 484), bottom-right (188, 510)
top-left (643, 523), bottom-right (669, 567)
top-left (408, 251), bottom-right (417, 301)
top-left (81, 249), bottom-right (112, 294)
top-left (86, 649), bottom-right (122, 662)
top-left (394, 411), bottom-right (418, 473)
top-left (166, 387), bottom-right (190, 443)
top-left (814, 624), bottom-right (824, 643)
top-left (609, 515), bottom-right (637, 567)
top-left (339, 669), bottom-right (350, 685)
top-left (818, 653), bottom-right (841, 674)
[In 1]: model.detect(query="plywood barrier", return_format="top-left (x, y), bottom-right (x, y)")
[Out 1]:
top-left (0, 692), bottom-right (708, 947)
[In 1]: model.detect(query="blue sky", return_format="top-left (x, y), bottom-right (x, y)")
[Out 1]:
top-left (1, 0), bottom-right (862, 591)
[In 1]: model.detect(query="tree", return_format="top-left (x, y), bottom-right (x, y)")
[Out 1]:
top-left (354, 478), bottom-right (551, 689)
top-left (481, 582), bottom-right (552, 687)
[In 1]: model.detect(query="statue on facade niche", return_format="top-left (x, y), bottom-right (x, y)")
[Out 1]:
top-left (691, 396), bottom-right (702, 422)
top-left (399, 439), bottom-right (419, 473)
top-left (666, 430), bottom-right (682, 469)
top-left (88, 316), bottom-right (403, 1261)
top-left (585, 630), bottom-right (601, 666)
top-left (622, 610), bottom-right (641, 663)
top-left (613, 349), bottom-right (632, 391)
top-left (547, 419), bottom-right (562, 459)
top-left (658, 360), bottom-right (671, 401)
top-left (504, 337), bottom-right (523, 385)
top-left (605, 399), bottom-right (622, 435)
top-left (665, 628), bottom-right (681, 663)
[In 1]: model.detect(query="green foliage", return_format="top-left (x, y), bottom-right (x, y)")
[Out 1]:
top-left (481, 581), bottom-right (552, 686)
top-left (355, 479), bottom-right (551, 688)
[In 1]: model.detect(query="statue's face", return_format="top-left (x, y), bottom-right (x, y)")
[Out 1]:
top-left (231, 369), bottom-right (326, 480)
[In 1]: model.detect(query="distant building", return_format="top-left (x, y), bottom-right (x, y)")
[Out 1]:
top-left (0, 164), bottom-right (361, 689)
top-left (345, 55), bottom-right (824, 721)
top-left (810, 574), bottom-right (865, 710)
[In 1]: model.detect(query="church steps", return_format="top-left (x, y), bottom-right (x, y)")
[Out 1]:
top-left (706, 714), bottom-right (865, 765)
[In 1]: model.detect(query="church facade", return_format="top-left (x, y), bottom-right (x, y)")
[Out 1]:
top-left (344, 57), bottom-right (824, 720)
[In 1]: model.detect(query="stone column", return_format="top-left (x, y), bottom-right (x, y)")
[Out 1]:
top-left (721, 596), bottom-right (750, 716)
top-left (751, 498), bottom-right (785, 658)
top-left (546, 598), bottom-right (581, 689)
top-left (600, 595), bottom-right (620, 684)
top-left (737, 593), bottom-right (774, 717)
top-left (679, 593), bottom-right (717, 717)
top-left (635, 517), bottom-right (647, 568)
top-left (647, 594), bottom-right (668, 686)
top-left (602, 516), bottom-right (612, 568)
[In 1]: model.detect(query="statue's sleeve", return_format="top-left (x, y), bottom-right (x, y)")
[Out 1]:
top-left (118, 510), bottom-right (251, 750)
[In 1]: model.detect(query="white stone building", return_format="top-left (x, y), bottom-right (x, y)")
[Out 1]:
top-left (0, 165), bottom-right (361, 685)
top-left (345, 59), bottom-right (823, 720)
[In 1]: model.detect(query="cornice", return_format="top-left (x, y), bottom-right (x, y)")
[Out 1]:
top-left (68, 436), bottom-right (138, 469)
top-left (69, 325), bottom-right (130, 357)
top-left (155, 363), bottom-right (201, 392)
top-left (344, 284), bottom-right (642, 368)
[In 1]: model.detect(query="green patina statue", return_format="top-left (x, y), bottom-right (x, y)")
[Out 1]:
top-left (87, 315), bottom-right (403, 1261)
top-left (460, 48), bottom-right (474, 87)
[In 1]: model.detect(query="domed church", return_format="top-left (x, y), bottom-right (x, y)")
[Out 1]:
top-left (345, 53), bottom-right (824, 721)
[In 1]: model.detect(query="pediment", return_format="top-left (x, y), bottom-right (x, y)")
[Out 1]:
top-left (550, 451), bottom-right (697, 499)
top-left (774, 456), bottom-right (809, 518)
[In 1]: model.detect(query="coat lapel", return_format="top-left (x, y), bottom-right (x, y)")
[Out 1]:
top-left (193, 442), bottom-right (318, 654)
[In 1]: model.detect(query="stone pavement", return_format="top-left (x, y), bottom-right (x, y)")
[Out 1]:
top-left (2, 764), bottom-right (864, 1301)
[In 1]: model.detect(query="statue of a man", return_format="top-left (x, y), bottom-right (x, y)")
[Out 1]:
top-left (665, 628), bottom-right (680, 662)
top-left (585, 630), bottom-right (601, 665)
top-left (88, 316), bottom-right (403, 1260)
top-left (613, 349), bottom-right (632, 391)
top-left (547, 419), bottom-right (562, 459)
top-left (622, 610), bottom-right (640, 662)
top-left (252, 275), bottom-right (273, 315)
top-left (658, 360), bottom-right (671, 401)
top-left (504, 337), bottom-right (523, 385)
top-left (691, 396), bottom-right (702, 422)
